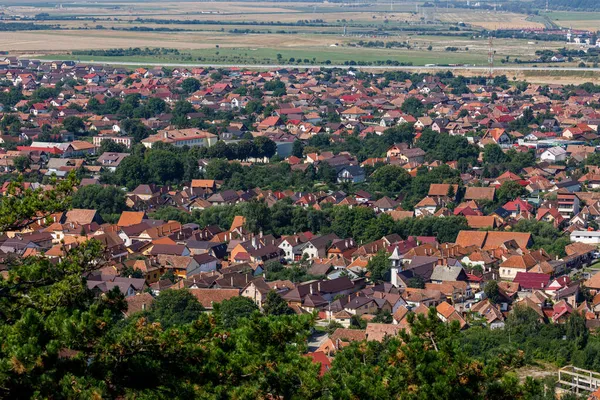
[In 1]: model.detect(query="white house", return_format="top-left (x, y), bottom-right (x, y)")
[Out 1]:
top-left (570, 230), bottom-right (600, 245)
top-left (540, 147), bottom-right (567, 162)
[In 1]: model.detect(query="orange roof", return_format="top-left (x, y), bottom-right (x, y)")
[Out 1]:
top-left (117, 211), bottom-right (145, 227)
top-left (455, 231), bottom-right (531, 250)
top-left (187, 288), bottom-right (240, 308)
top-left (465, 216), bottom-right (496, 229)
top-left (436, 301), bottom-right (455, 319)
top-left (191, 179), bottom-right (215, 189)
top-left (428, 184), bottom-right (458, 197)
top-left (342, 106), bottom-right (367, 115)
top-left (585, 271), bottom-right (600, 290)
top-left (152, 236), bottom-right (177, 245)
top-left (230, 215), bottom-right (246, 231)
top-left (464, 187), bottom-right (495, 201)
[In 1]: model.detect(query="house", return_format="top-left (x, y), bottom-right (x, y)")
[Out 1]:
top-left (142, 128), bottom-right (218, 149)
top-left (300, 234), bottom-right (339, 259)
top-left (570, 231), bottom-right (600, 245)
top-left (188, 288), bottom-right (240, 310)
top-left (207, 190), bottom-right (239, 205)
top-left (428, 183), bottom-right (458, 199)
top-left (63, 209), bottom-right (102, 225)
top-left (455, 231), bottom-right (532, 250)
top-left (540, 147), bottom-right (567, 163)
top-left (278, 233), bottom-right (311, 261)
top-left (513, 272), bottom-right (550, 290)
top-left (499, 254), bottom-right (538, 280)
top-left (97, 152), bottom-right (129, 172)
top-left (397, 148), bottom-right (425, 164)
top-left (557, 190), bottom-right (580, 217)
top-left (414, 196), bottom-right (440, 217)
top-left (386, 143), bottom-right (409, 158)
top-left (341, 106), bottom-right (368, 121)
top-left (465, 216), bottom-right (497, 229)
top-left (483, 128), bottom-right (511, 146)
top-left (430, 265), bottom-right (467, 284)
top-left (503, 198), bottom-right (534, 217)
top-left (336, 165), bottom-right (365, 183)
top-left (464, 187), bottom-right (495, 202)
top-left (241, 278), bottom-right (273, 307)
top-left (471, 299), bottom-right (505, 329)
top-left (117, 211), bottom-right (146, 227)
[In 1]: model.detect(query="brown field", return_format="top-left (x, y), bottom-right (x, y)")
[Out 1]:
top-left (0, 30), bottom-right (347, 53)
top-left (437, 11), bottom-right (544, 30)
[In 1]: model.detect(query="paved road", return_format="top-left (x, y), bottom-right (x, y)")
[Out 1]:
top-left (32, 58), bottom-right (600, 71)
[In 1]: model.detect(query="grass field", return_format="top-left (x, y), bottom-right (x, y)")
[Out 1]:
top-left (34, 41), bottom-right (489, 66)
top-left (4, 28), bottom-right (560, 67)
top-left (540, 11), bottom-right (600, 31)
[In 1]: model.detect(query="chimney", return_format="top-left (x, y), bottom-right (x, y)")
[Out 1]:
top-left (142, 303), bottom-right (146, 311)
top-left (310, 284), bottom-right (313, 295)
top-left (318, 282), bottom-right (321, 292)
top-left (252, 236), bottom-right (257, 249)
top-left (230, 276), bottom-right (233, 287)
top-left (163, 131), bottom-right (168, 139)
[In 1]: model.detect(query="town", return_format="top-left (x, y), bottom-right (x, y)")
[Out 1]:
top-left (3, 56), bottom-right (600, 398)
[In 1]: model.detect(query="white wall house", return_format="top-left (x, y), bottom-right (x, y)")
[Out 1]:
top-left (570, 231), bottom-right (600, 245)
top-left (540, 147), bottom-right (567, 163)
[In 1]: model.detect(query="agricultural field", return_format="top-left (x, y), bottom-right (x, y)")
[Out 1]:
top-left (436, 10), bottom-right (544, 30)
top-left (0, 0), bottom-right (589, 67)
top-left (540, 11), bottom-right (600, 31)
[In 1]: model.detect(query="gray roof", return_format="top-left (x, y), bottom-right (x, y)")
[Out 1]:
top-left (430, 265), bottom-right (466, 282)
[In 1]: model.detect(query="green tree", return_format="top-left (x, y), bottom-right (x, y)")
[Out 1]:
top-left (113, 155), bottom-right (148, 189)
top-left (120, 265), bottom-right (144, 279)
top-left (0, 173), bottom-right (77, 231)
top-left (407, 276), bottom-right (425, 289)
top-left (292, 140), bottom-right (304, 158)
top-left (262, 290), bottom-right (294, 316)
top-left (367, 250), bottom-right (390, 282)
top-left (145, 149), bottom-right (185, 184)
top-left (566, 312), bottom-right (589, 350)
top-left (62, 116), bottom-right (86, 134)
top-left (181, 78), bottom-right (201, 93)
top-left (483, 143), bottom-right (508, 164)
top-left (99, 140), bottom-right (128, 154)
top-left (72, 184), bottom-right (126, 217)
top-left (370, 165), bottom-right (411, 194)
top-left (147, 97), bottom-right (167, 116)
top-left (12, 155), bottom-right (30, 172)
top-left (253, 136), bottom-right (277, 159)
top-left (484, 280), bottom-right (500, 304)
top-left (122, 119), bottom-right (153, 144)
top-left (242, 199), bottom-right (270, 234)
top-left (213, 296), bottom-right (259, 329)
top-left (147, 289), bottom-right (204, 328)
top-left (496, 180), bottom-right (526, 205)
top-left (400, 97), bottom-right (425, 116)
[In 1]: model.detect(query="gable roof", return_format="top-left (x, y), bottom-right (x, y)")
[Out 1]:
top-left (464, 187), bottom-right (495, 201)
top-left (455, 231), bottom-right (531, 250)
top-left (117, 211), bottom-right (145, 227)
top-left (187, 288), bottom-right (240, 309)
